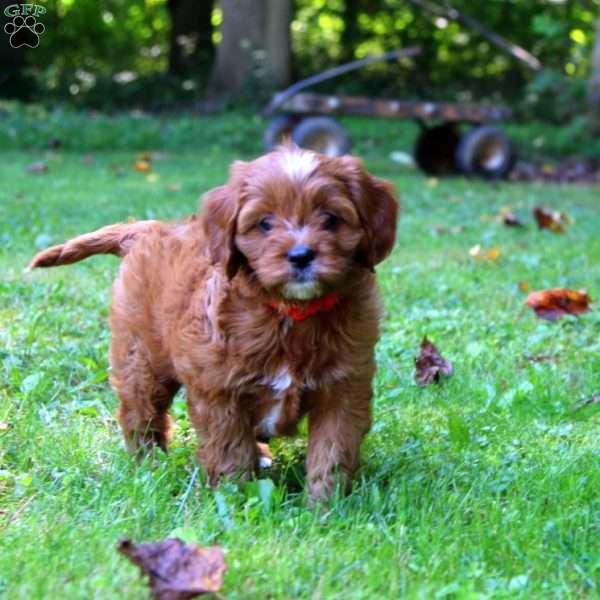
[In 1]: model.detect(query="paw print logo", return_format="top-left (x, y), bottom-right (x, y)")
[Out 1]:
top-left (4, 15), bottom-right (45, 48)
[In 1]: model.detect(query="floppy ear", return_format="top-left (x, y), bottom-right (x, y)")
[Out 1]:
top-left (200, 160), bottom-right (249, 279)
top-left (331, 156), bottom-right (399, 269)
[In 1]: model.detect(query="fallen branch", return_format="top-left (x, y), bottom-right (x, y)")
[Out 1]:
top-left (407, 0), bottom-right (542, 71)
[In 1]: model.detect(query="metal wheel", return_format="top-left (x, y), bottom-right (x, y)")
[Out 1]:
top-left (291, 116), bottom-right (351, 156)
top-left (456, 125), bottom-right (516, 179)
top-left (413, 122), bottom-right (462, 175)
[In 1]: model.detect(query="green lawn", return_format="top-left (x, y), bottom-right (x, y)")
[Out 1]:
top-left (1, 132), bottom-right (600, 598)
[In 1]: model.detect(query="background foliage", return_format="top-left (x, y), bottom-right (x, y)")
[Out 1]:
top-left (2, 0), bottom-right (598, 123)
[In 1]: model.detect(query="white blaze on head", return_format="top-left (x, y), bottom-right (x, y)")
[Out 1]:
top-left (277, 148), bottom-right (318, 181)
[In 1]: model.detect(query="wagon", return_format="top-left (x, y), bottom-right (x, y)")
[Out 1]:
top-left (261, 48), bottom-right (516, 179)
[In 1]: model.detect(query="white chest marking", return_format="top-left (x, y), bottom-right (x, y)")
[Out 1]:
top-left (270, 368), bottom-right (292, 395)
top-left (258, 401), bottom-right (284, 437)
top-left (258, 367), bottom-right (292, 437)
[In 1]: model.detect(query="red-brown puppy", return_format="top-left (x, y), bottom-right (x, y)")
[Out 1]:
top-left (28, 146), bottom-right (398, 503)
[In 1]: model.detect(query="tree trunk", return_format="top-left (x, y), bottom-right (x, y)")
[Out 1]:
top-left (265, 0), bottom-right (292, 88)
top-left (588, 19), bottom-right (600, 125)
top-left (208, 0), bottom-right (292, 96)
top-left (167, 0), bottom-right (214, 76)
top-left (0, 0), bottom-right (28, 98)
top-left (341, 0), bottom-right (360, 62)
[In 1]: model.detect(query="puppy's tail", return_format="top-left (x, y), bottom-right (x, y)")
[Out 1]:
top-left (27, 220), bottom-right (158, 270)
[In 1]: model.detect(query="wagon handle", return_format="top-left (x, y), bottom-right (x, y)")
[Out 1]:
top-left (261, 47), bottom-right (422, 117)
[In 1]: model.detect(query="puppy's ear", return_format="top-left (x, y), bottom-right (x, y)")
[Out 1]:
top-left (200, 160), bottom-right (249, 279)
top-left (331, 156), bottom-right (399, 269)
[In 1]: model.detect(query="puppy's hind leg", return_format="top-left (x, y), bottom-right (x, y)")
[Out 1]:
top-left (110, 335), bottom-right (180, 456)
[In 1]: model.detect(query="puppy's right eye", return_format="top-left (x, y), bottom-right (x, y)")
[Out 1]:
top-left (258, 217), bottom-right (273, 232)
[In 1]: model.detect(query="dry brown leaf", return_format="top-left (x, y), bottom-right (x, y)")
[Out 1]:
top-left (432, 224), bottom-right (463, 235)
top-left (134, 159), bottom-right (152, 173)
top-left (502, 212), bottom-right (525, 227)
top-left (523, 353), bottom-right (559, 364)
top-left (525, 288), bottom-right (592, 321)
top-left (0, 422), bottom-right (9, 431)
top-left (541, 163), bottom-right (555, 175)
top-left (118, 538), bottom-right (226, 600)
top-left (533, 207), bottom-right (571, 233)
top-left (415, 337), bottom-right (453, 385)
top-left (469, 245), bottom-right (501, 261)
top-left (27, 162), bottom-right (48, 174)
top-left (165, 183), bottom-right (182, 192)
top-left (574, 393), bottom-right (600, 411)
top-left (518, 281), bottom-right (530, 293)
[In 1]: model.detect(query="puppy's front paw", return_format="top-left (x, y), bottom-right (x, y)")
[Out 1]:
top-left (258, 456), bottom-right (273, 469)
top-left (307, 468), bottom-right (353, 507)
top-left (256, 441), bottom-right (273, 469)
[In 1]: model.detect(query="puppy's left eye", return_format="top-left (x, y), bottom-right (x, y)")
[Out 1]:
top-left (323, 212), bottom-right (339, 231)
top-left (258, 217), bottom-right (273, 232)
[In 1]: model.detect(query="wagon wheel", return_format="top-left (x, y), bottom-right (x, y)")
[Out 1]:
top-left (292, 116), bottom-right (352, 157)
top-left (263, 114), bottom-right (298, 151)
top-left (456, 125), bottom-right (516, 179)
top-left (413, 122), bottom-right (462, 176)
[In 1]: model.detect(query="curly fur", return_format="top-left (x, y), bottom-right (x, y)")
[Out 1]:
top-left (28, 146), bottom-right (399, 503)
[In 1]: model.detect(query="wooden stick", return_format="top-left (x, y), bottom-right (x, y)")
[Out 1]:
top-left (407, 0), bottom-right (542, 71)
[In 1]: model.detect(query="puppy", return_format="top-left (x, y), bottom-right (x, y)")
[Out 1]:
top-left (28, 146), bottom-right (398, 503)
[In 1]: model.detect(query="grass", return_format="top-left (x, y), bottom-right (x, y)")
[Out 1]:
top-left (1, 113), bottom-right (600, 599)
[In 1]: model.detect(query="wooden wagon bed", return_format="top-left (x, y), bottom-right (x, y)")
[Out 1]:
top-left (277, 92), bottom-right (512, 124)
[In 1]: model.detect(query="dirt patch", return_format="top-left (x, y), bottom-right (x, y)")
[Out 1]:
top-left (509, 158), bottom-right (600, 183)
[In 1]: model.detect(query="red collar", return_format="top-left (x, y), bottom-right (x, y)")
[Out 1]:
top-left (268, 292), bottom-right (340, 321)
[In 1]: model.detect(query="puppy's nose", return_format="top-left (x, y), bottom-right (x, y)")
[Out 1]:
top-left (287, 245), bottom-right (315, 269)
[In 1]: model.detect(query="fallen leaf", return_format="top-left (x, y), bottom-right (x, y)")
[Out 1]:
top-left (427, 177), bottom-right (438, 187)
top-left (134, 159), bottom-right (152, 173)
top-left (165, 183), bottom-right (182, 192)
top-left (518, 281), bottom-right (530, 293)
top-left (146, 173), bottom-right (160, 183)
top-left (469, 245), bottom-right (501, 261)
top-left (541, 163), bottom-right (555, 175)
top-left (27, 162), bottom-right (48, 174)
top-left (0, 422), bottom-right (9, 431)
top-left (389, 151), bottom-right (414, 166)
top-left (525, 288), bottom-right (592, 320)
top-left (522, 353), bottom-right (558, 364)
top-left (138, 151), bottom-right (153, 162)
top-left (533, 207), bottom-right (571, 233)
top-left (432, 224), bottom-right (463, 235)
top-left (574, 393), bottom-right (600, 411)
top-left (503, 212), bottom-right (525, 227)
top-left (118, 538), bottom-right (226, 600)
top-left (415, 337), bottom-right (453, 385)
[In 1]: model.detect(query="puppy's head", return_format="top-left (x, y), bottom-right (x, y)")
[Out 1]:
top-left (201, 146), bottom-right (398, 300)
